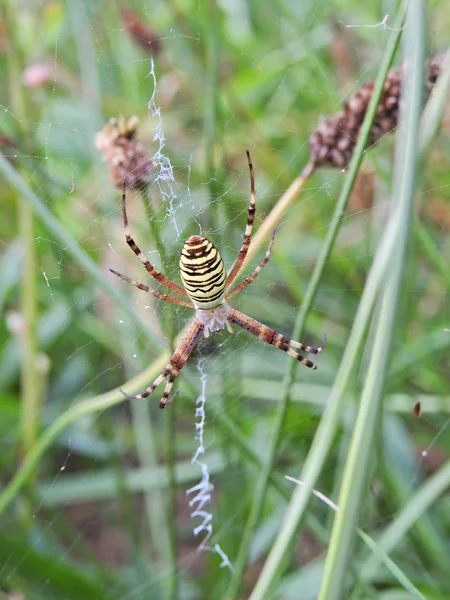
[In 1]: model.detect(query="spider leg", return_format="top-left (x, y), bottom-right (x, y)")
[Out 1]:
top-left (226, 229), bottom-right (276, 300)
top-left (109, 268), bottom-right (194, 308)
top-left (159, 369), bottom-right (180, 408)
top-left (289, 332), bottom-right (327, 354)
top-left (226, 150), bottom-right (257, 287)
top-left (121, 182), bottom-right (188, 297)
top-left (120, 319), bottom-right (204, 405)
top-left (228, 308), bottom-right (325, 369)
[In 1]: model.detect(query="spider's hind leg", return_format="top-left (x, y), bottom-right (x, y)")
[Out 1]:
top-left (228, 307), bottom-right (325, 371)
top-left (120, 365), bottom-right (173, 400)
top-left (120, 319), bottom-right (204, 407)
top-left (159, 372), bottom-right (179, 408)
top-left (289, 332), bottom-right (327, 354)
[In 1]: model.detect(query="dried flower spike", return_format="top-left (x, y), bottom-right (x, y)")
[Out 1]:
top-left (95, 116), bottom-right (153, 189)
top-left (309, 55), bottom-right (443, 170)
top-left (121, 8), bottom-right (162, 56)
top-left (247, 55), bottom-right (443, 263)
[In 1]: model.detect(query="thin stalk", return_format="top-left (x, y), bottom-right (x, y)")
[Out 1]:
top-left (317, 3), bottom-right (425, 597)
top-left (204, 0), bottom-right (220, 233)
top-left (164, 406), bottom-right (178, 600)
top-left (161, 309), bottom-right (178, 600)
top-left (249, 162), bottom-right (397, 600)
top-left (249, 9), bottom-right (405, 598)
top-left (121, 329), bottom-right (167, 597)
top-left (131, 187), bottom-right (177, 599)
top-left (228, 11), bottom-right (404, 598)
top-left (415, 219), bottom-right (450, 285)
top-left (361, 460), bottom-right (450, 583)
top-left (18, 204), bottom-right (39, 457)
top-left (244, 162), bottom-right (315, 268)
top-left (0, 345), bottom-right (285, 516)
top-left (130, 395), bottom-right (172, 565)
top-left (358, 43), bottom-right (450, 588)
top-left (146, 195), bottom-right (178, 600)
top-left (0, 335), bottom-right (295, 516)
top-left (5, 2), bottom-right (41, 464)
top-left (66, 0), bottom-right (103, 161)
top-left (285, 476), bottom-right (427, 600)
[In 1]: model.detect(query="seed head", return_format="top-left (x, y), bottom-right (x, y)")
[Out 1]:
top-left (95, 116), bottom-right (153, 188)
top-left (309, 55), bottom-right (443, 170)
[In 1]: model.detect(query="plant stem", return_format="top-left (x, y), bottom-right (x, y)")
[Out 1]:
top-left (164, 405), bottom-right (178, 600)
top-left (5, 1), bottom-right (41, 466)
top-left (248, 10), bottom-right (404, 598)
top-left (135, 185), bottom-right (177, 599)
top-left (244, 162), bottom-right (315, 268)
top-left (204, 0), bottom-right (220, 233)
top-left (18, 203), bottom-right (39, 458)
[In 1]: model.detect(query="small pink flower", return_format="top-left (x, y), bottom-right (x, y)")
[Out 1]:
top-left (23, 64), bottom-right (51, 88)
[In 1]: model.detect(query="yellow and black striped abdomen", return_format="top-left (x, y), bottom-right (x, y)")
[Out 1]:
top-left (180, 235), bottom-right (226, 309)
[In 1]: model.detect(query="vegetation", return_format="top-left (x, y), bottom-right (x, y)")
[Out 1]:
top-left (0, 1), bottom-right (449, 599)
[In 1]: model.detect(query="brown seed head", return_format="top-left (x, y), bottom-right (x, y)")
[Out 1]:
top-left (95, 116), bottom-right (153, 189)
top-left (309, 55), bottom-right (443, 170)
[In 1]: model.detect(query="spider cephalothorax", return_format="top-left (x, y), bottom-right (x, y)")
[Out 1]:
top-left (110, 151), bottom-right (326, 407)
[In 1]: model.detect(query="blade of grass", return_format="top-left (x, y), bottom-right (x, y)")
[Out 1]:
top-left (317, 3), bottom-right (425, 598)
top-left (231, 9), bottom-right (406, 599)
top-left (5, 1), bottom-right (41, 478)
top-left (17, 201), bottom-right (39, 458)
top-left (374, 417), bottom-right (450, 577)
top-left (203, 0), bottom-right (220, 233)
top-left (285, 476), bottom-right (427, 600)
top-left (67, 0), bottom-right (103, 157)
top-left (136, 186), bottom-right (177, 600)
top-left (163, 376), bottom-right (178, 600)
top-left (37, 453), bottom-right (225, 505)
top-left (358, 529), bottom-right (427, 600)
top-left (242, 378), bottom-right (450, 414)
top-left (419, 49), bottom-right (450, 155)
top-left (361, 459), bottom-right (450, 583)
top-left (120, 330), bottom-right (167, 598)
top-left (357, 41), bottom-right (450, 588)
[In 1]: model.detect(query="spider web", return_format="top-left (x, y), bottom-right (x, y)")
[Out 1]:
top-left (0, 2), bottom-right (449, 599)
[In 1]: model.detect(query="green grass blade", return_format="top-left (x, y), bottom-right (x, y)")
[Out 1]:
top-left (249, 8), bottom-right (405, 599)
top-left (317, 3), bottom-right (425, 598)
top-left (361, 460), bottom-right (450, 582)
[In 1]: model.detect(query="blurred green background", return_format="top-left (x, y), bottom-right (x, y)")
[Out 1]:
top-left (1, 1), bottom-right (450, 599)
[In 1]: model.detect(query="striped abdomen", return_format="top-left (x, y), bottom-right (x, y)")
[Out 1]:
top-left (180, 235), bottom-right (226, 309)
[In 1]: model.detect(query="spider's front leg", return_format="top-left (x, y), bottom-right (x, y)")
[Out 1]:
top-left (120, 319), bottom-right (204, 407)
top-left (120, 182), bottom-right (188, 298)
top-left (109, 268), bottom-right (194, 308)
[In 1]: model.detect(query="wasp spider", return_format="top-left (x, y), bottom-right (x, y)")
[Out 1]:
top-left (110, 152), bottom-right (326, 408)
